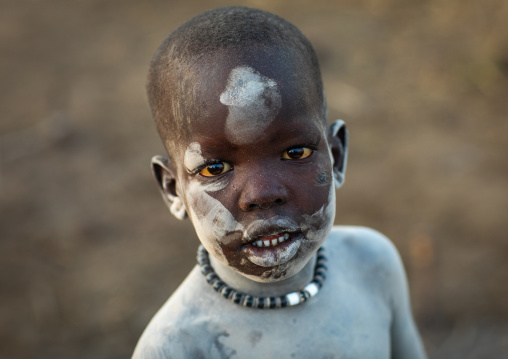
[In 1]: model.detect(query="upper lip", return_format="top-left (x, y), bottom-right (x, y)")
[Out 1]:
top-left (242, 216), bottom-right (300, 244)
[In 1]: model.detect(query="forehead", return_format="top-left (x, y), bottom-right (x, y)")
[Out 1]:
top-left (171, 47), bottom-right (324, 156)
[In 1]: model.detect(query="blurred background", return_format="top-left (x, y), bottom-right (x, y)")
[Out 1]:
top-left (1, 0), bottom-right (507, 358)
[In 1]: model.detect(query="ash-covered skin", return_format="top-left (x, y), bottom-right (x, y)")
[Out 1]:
top-left (184, 176), bottom-right (335, 282)
top-left (249, 180), bottom-right (335, 281)
top-left (184, 142), bottom-right (207, 172)
top-left (188, 159), bottom-right (336, 283)
top-left (220, 66), bottom-right (282, 145)
top-left (165, 47), bottom-right (339, 284)
top-left (182, 141), bottom-right (244, 265)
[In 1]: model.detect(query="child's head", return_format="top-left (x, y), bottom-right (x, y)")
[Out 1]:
top-left (147, 7), bottom-right (347, 283)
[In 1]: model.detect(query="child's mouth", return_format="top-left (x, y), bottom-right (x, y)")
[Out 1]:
top-left (243, 232), bottom-right (302, 267)
top-left (250, 233), bottom-right (290, 248)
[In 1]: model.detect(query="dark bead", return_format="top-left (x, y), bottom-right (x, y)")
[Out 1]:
top-left (212, 280), bottom-right (224, 291)
top-left (206, 273), bottom-right (218, 283)
top-left (197, 256), bottom-right (208, 265)
top-left (201, 264), bottom-right (213, 274)
top-left (315, 263), bottom-right (327, 271)
top-left (258, 297), bottom-right (265, 309)
top-left (281, 296), bottom-right (288, 308)
top-left (313, 278), bottom-right (323, 288)
top-left (315, 268), bottom-right (326, 277)
top-left (244, 296), bottom-right (253, 307)
top-left (316, 259), bottom-right (327, 266)
top-left (269, 297), bottom-right (276, 309)
top-left (314, 274), bottom-right (324, 283)
top-left (232, 292), bottom-right (243, 304)
top-left (300, 291), bottom-right (310, 302)
top-left (221, 287), bottom-right (232, 298)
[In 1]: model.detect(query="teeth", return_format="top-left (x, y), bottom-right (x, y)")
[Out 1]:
top-left (251, 233), bottom-right (292, 248)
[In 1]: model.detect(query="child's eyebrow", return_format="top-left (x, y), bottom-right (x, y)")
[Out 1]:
top-left (274, 123), bottom-right (323, 146)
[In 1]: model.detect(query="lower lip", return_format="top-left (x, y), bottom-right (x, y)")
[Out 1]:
top-left (243, 234), bottom-right (302, 267)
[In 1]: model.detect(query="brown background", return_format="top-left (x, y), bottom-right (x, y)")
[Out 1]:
top-left (1, 0), bottom-right (507, 358)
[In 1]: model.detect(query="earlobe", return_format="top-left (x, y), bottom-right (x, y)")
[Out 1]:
top-left (328, 120), bottom-right (348, 189)
top-left (151, 155), bottom-right (188, 220)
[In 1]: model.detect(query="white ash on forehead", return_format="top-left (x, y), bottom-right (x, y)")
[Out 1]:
top-left (220, 66), bottom-right (282, 145)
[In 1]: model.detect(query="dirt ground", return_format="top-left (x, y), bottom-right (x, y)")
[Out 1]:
top-left (1, 0), bottom-right (507, 358)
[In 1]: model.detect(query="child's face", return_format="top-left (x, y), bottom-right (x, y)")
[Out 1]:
top-left (163, 49), bottom-right (341, 283)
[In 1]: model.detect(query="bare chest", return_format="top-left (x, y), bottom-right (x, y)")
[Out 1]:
top-left (188, 288), bottom-right (392, 359)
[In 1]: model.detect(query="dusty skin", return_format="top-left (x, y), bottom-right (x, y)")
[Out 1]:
top-left (134, 7), bottom-right (426, 359)
top-left (132, 227), bottom-right (425, 359)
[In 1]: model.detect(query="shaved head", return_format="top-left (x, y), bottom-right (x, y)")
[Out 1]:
top-left (147, 6), bottom-right (325, 156)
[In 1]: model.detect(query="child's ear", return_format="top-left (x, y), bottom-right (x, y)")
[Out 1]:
top-left (150, 155), bottom-right (188, 220)
top-left (328, 120), bottom-right (348, 189)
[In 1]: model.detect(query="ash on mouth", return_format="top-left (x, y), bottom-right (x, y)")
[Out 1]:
top-left (249, 232), bottom-right (298, 248)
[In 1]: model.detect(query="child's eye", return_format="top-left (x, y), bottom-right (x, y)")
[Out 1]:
top-left (281, 147), bottom-right (314, 160)
top-left (199, 162), bottom-right (232, 177)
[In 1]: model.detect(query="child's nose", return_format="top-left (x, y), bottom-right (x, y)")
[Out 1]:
top-left (238, 173), bottom-right (288, 212)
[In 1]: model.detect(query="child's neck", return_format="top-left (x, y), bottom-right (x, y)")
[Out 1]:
top-left (208, 253), bottom-right (317, 297)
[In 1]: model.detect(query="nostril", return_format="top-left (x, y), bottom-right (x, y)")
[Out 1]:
top-left (250, 198), bottom-right (284, 210)
top-left (239, 186), bottom-right (288, 212)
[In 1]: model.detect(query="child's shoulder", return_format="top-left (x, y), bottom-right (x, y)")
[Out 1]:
top-left (131, 267), bottom-right (206, 358)
top-left (325, 225), bottom-right (405, 290)
top-left (326, 225), bottom-right (400, 260)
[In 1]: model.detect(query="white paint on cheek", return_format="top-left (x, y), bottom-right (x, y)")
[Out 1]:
top-left (220, 66), bottom-right (282, 145)
top-left (185, 181), bottom-right (243, 264)
top-left (201, 177), bottom-right (229, 193)
top-left (183, 142), bottom-right (206, 172)
top-left (301, 184), bottom-right (336, 243)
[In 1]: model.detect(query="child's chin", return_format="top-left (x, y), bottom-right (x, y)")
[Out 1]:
top-left (240, 258), bottom-right (309, 284)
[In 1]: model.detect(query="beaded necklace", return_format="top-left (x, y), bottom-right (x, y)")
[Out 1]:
top-left (197, 244), bottom-right (327, 309)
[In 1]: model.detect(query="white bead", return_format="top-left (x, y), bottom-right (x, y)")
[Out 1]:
top-left (287, 292), bottom-right (300, 306)
top-left (304, 283), bottom-right (319, 297)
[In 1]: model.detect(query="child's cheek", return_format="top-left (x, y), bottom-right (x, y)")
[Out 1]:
top-left (301, 183), bottom-right (336, 246)
top-left (184, 180), bottom-right (243, 263)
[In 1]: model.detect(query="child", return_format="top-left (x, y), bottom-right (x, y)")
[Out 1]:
top-left (133, 6), bottom-right (426, 359)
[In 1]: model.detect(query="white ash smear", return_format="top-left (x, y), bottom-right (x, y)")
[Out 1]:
top-left (183, 142), bottom-right (229, 192)
top-left (248, 240), bottom-right (301, 268)
top-left (252, 184), bottom-right (337, 281)
top-left (186, 181), bottom-right (243, 264)
top-left (220, 66), bottom-right (281, 145)
top-left (301, 183), bottom-right (336, 245)
top-left (184, 142), bottom-right (207, 172)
